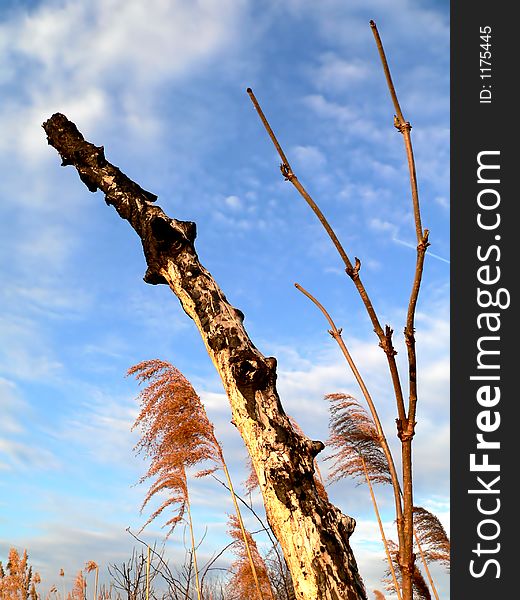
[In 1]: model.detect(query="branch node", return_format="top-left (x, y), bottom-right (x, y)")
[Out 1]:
top-left (396, 418), bottom-right (416, 442)
top-left (345, 257), bottom-right (361, 280)
top-left (379, 325), bottom-right (398, 356)
top-left (394, 116), bottom-right (412, 134)
top-left (328, 327), bottom-right (342, 339)
top-left (404, 324), bottom-right (415, 342)
top-left (280, 163), bottom-right (295, 182)
top-left (418, 229), bottom-right (430, 252)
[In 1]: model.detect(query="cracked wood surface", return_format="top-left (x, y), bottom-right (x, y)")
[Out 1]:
top-left (43, 113), bottom-right (367, 600)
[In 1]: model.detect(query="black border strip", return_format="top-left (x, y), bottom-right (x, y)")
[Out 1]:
top-left (451, 3), bottom-right (515, 597)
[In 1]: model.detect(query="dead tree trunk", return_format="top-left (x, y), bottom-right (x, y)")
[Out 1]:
top-left (42, 113), bottom-right (368, 600)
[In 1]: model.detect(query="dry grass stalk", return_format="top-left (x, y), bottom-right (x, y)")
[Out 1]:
top-left (226, 515), bottom-right (275, 600)
top-left (185, 490), bottom-right (202, 600)
top-left (84, 562), bottom-right (98, 600)
top-left (146, 546), bottom-right (150, 600)
top-left (411, 507), bottom-right (450, 600)
top-left (69, 571), bottom-right (86, 600)
top-left (326, 395), bottom-right (400, 599)
top-left (384, 541), bottom-right (431, 600)
top-left (129, 358), bottom-right (267, 600)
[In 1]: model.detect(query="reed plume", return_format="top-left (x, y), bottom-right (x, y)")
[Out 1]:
top-left (225, 515), bottom-right (275, 600)
top-left (69, 570), bottom-right (86, 600)
top-left (244, 454), bottom-right (260, 495)
top-left (129, 358), bottom-right (268, 599)
top-left (84, 561), bottom-right (98, 600)
top-left (384, 541), bottom-right (431, 600)
top-left (326, 393), bottom-right (400, 598)
top-left (326, 393), bottom-right (392, 486)
top-left (0, 548), bottom-right (41, 600)
top-left (413, 507), bottom-right (450, 569)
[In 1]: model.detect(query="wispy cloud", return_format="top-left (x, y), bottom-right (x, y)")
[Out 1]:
top-left (309, 53), bottom-right (370, 91)
top-left (55, 390), bottom-right (140, 467)
top-left (0, 438), bottom-right (62, 472)
top-left (292, 144), bottom-right (328, 171)
top-left (0, 0), bottom-right (247, 159)
top-left (0, 315), bottom-right (64, 381)
top-left (0, 377), bottom-right (62, 472)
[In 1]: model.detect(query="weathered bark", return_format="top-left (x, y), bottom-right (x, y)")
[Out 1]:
top-left (43, 113), bottom-right (368, 600)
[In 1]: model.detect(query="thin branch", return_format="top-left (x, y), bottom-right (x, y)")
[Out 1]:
top-left (125, 528), bottom-right (186, 597)
top-left (210, 475), bottom-right (279, 549)
top-left (210, 474), bottom-right (289, 588)
top-left (369, 20), bottom-right (431, 600)
top-left (413, 530), bottom-right (439, 600)
top-left (361, 458), bottom-right (402, 600)
top-left (370, 19), bottom-right (430, 436)
top-left (369, 20), bottom-right (424, 243)
top-left (295, 282), bottom-right (404, 530)
top-left (247, 87), bottom-right (407, 427)
top-left (247, 88), bottom-right (292, 170)
top-left (200, 540), bottom-right (239, 588)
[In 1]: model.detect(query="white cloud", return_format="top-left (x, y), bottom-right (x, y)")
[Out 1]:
top-left (311, 53), bottom-right (369, 91)
top-left (368, 217), bottom-right (399, 236)
top-left (292, 145), bottom-right (327, 171)
top-left (56, 390), bottom-right (140, 466)
top-left (0, 377), bottom-right (26, 435)
top-left (0, 315), bottom-right (64, 381)
top-left (224, 195), bottom-right (242, 210)
top-left (0, 0), bottom-right (247, 160)
top-left (434, 195), bottom-right (449, 210)
top-left (0, 438), bottom-right (62, 472)
top-left (0, 377), bottom-right (62, 472)
top-left (303, 93), bottom-right (357, 125)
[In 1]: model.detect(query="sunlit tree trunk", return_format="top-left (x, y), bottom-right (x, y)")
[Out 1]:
top-left (43, 114), bottom-right (367, 600)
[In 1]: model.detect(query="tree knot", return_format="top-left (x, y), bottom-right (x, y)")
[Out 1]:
top-left (307, 439), bottom-right (325, 458)
top-left (230, 354), bottom-right (270, 390)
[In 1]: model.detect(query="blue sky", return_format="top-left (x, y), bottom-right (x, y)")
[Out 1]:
top-left (0, 1), bottom-right (449, 598)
